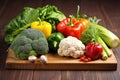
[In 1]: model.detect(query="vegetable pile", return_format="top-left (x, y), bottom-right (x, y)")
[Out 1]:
top-left (4, 5), bottom-right (120, 62)
top-left (4, 5), bottom-right (66, 44)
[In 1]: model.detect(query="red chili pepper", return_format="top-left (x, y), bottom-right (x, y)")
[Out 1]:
top-left (85, 42), bottom-right (103, 60)
top-left (57, 18), bottom-right (84, 39)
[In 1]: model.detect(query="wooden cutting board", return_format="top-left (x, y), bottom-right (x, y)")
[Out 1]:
top-left (5, 49), bottom-right (117, 70)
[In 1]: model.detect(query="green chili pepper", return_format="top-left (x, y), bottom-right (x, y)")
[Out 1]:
top-left (47, 32), bottom-right (64, 53)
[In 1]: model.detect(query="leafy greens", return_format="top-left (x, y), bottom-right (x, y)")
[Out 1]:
top-left (37, 5), bottom-right (66, 32)
top-left (4, 5), bottom-right (66, 44)
top-left (4, 7), bottom-right (39, 44)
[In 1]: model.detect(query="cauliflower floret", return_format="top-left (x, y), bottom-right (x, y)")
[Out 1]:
top-left (58, 36), bottom-right (85, 58)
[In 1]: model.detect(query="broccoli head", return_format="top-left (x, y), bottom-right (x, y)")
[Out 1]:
top-left (10, 28), bottom-right (49, 60)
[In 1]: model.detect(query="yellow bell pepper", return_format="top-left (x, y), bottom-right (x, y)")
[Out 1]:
top-left (31, 21), bottom-right (52, 38)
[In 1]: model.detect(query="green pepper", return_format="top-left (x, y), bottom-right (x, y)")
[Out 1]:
top-left (47, 32), bottom-right (64, 53)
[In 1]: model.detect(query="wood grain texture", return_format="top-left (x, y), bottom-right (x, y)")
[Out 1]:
top-left (6, 48), bottom-right (117, 70)
top-left (0, 0), bottom-right (120, 80)
top-left (0, 70), bottom-right (33, 80)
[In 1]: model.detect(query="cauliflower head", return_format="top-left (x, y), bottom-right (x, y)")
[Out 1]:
top-left (10, 28), bottom-right (49, 60)
top-left (58, 36), bottom-right (85, 58)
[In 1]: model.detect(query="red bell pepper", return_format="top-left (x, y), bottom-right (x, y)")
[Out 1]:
top-left (57, 18), bottom-right (85, 39)
top-left (85, 42), bottom-right (103, 60)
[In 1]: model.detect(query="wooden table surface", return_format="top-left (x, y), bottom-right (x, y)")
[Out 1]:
top-left (0, 0), bottom-right (120, 80)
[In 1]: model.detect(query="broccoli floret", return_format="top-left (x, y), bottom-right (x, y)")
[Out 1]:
top-left (31, 38), bottom-right (49, 55)
top-left (19, 28), bottom-right (45, 40)
top-left (10, 28), bottom-right (49, 60)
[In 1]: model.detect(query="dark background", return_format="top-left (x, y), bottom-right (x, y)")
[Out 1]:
top-left (0, 0), bottom-right (120, 80)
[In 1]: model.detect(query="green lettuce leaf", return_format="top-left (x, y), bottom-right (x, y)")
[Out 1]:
top-left (4, 7), bottom-right (39, 44)
top-left (37, 5), bottom-right (66, 32)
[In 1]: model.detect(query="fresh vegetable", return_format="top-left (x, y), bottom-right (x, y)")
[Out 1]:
top-left (28, 55), bottom-right (37, 63)
top-left (79, 18), bottom-right (89, 29)
top-left (57, 5), bottom-right (89, 39)
top-left (57, 18), bottom-right (84, 39)
top-left (58, 36), bottom-right (85, 58)
top-left (80, 23), bottom-right (114, 60)
top-left (31, 20), bottom-right (52, 38)
top-left (10, 28), bottom-right (49, 60)
top-left (37, 5), bottom-right (66, 32)
top-left (4, 7), bottom-right (39, 44)
top-left (47, 32), bottom-right (64, 53)
top-left (80, 24), bottom-right (98, 45)
top-left (80, 55), bottom-right (92, 62)
top-left (92, 23), bottom-right (120, 48)
top-left (97, 37), bottom-right (112, 58)
top-left (4, 4), bottom-right (120, 62)
top-left (88, 17), bottom-right (120, 48)
top-left (75, 6), bottom-right (89, 29)
top-left (40, 55), bottom-right (48, 63)
top-left (70, 5), bottom-right (89, 30)
top-left (85, 42), bottom-right (103, 60)
top-left (4, 5), bottom-right (66, 44)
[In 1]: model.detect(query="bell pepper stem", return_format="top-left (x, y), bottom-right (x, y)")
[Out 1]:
top-left (91, 39), bottom-right (97, 44)
top-left (70, 17), bottom-right (74, 26)
top-left (76, 5), bottom-right (80, 19)
top-left (53, 41), bottom-right (58, 48)
top-left (37, 17), bottom-right (42, 26)
top-left (67, 16), bottom-right (74, 26)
